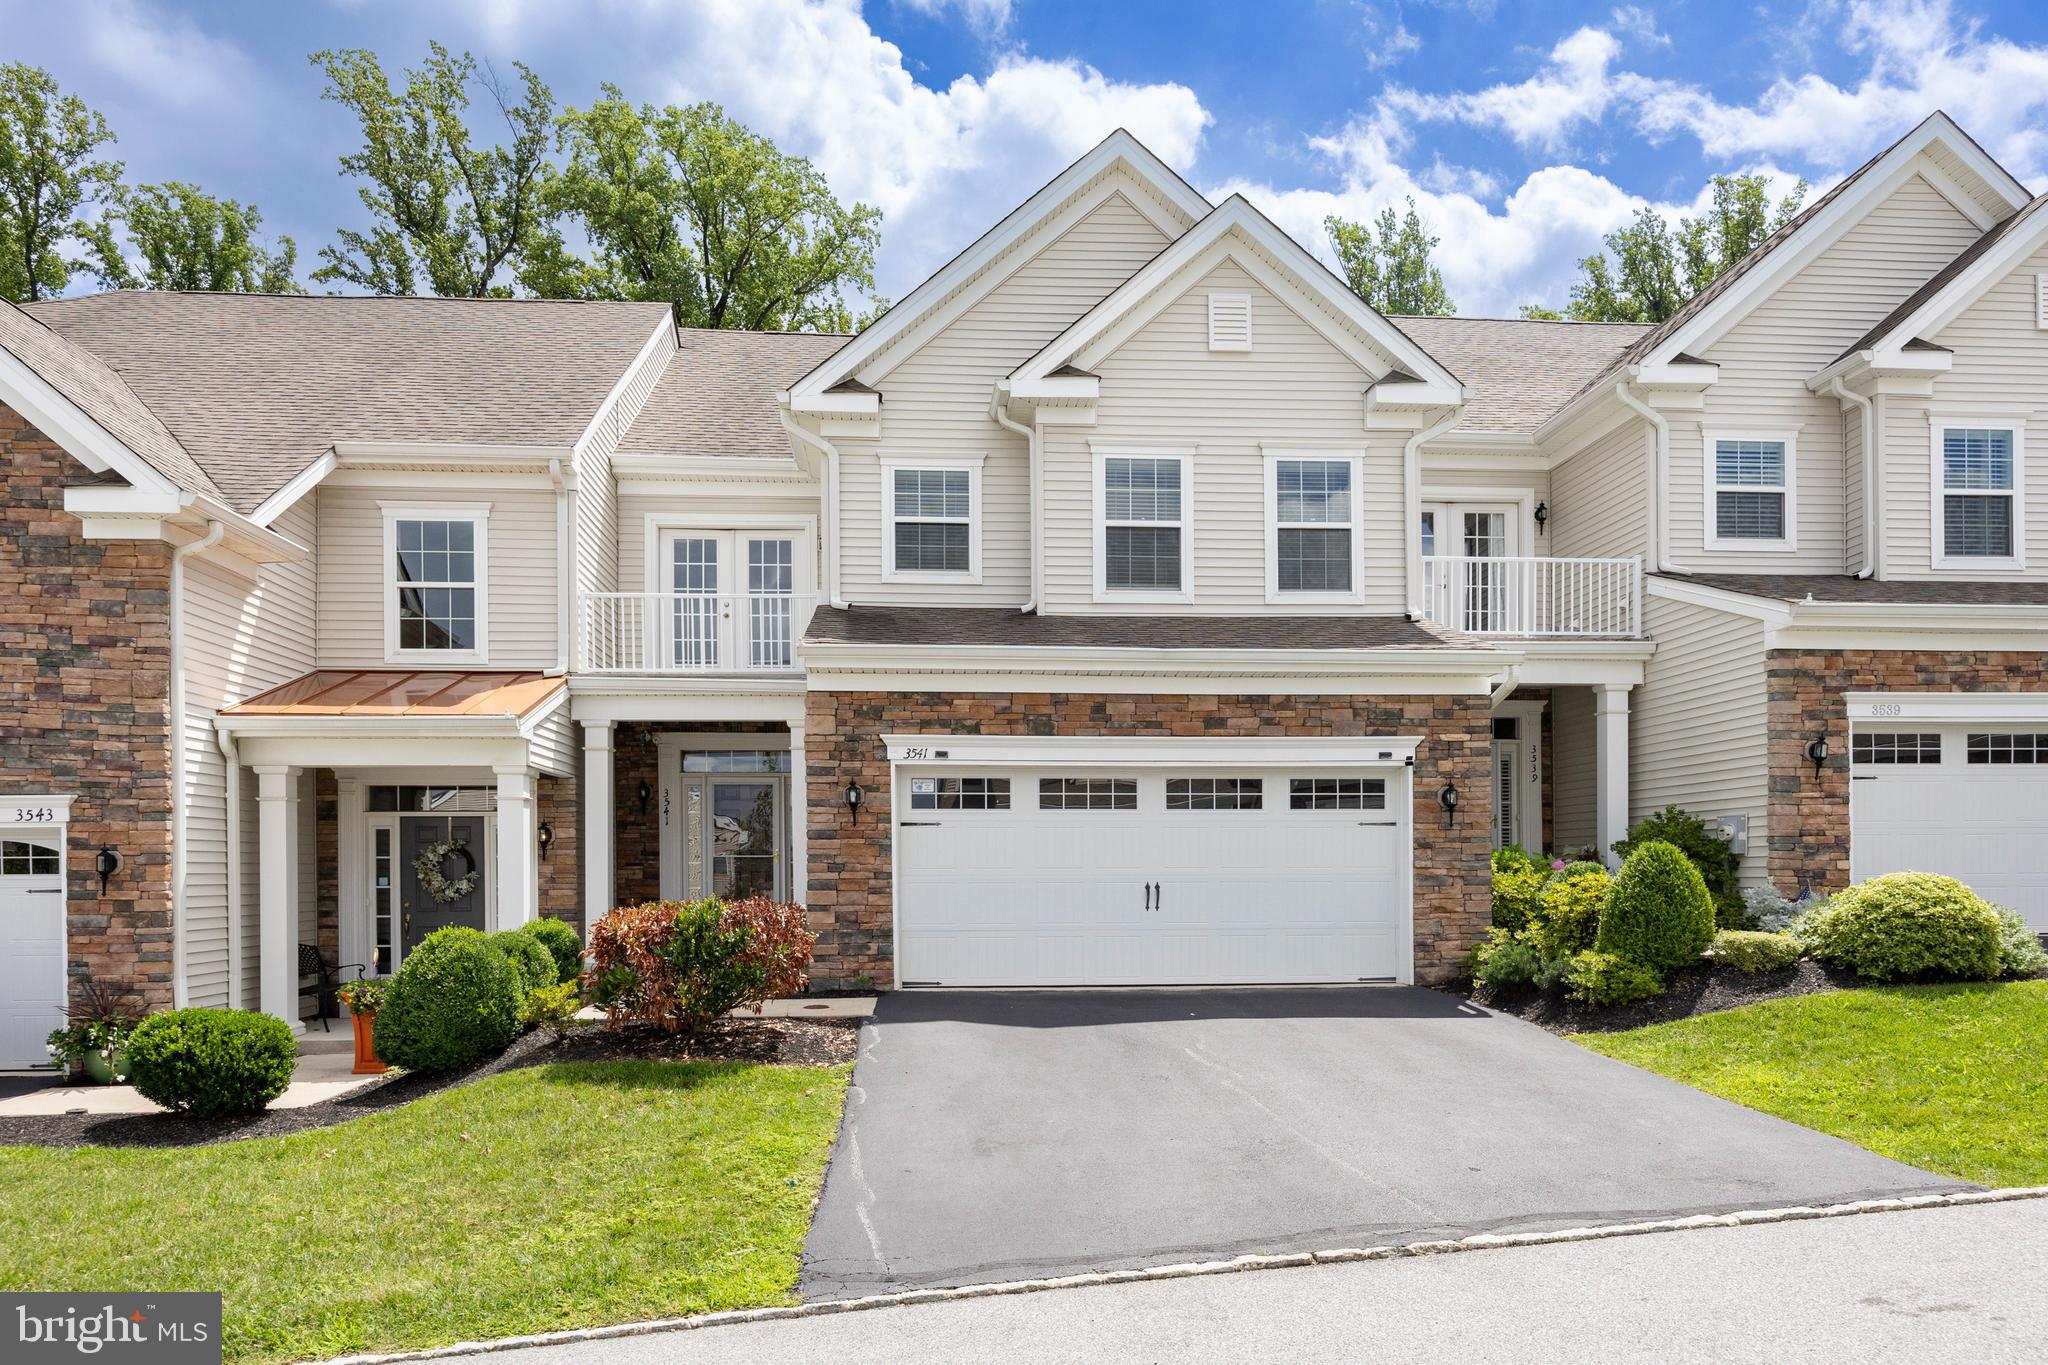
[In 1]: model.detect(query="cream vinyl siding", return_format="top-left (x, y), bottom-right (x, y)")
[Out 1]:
top-left (575, 336), bottom-right (671, 599)
top-left (1419, 463), bottom-right (1550, 504)
top-left (316, 484), bottom-right (559, 669)
top-left (528, 704), bottom-right (575, 778)
top-left (1549, 418), bottom-right (1650, 560)
top-left (837, 188), bottom-right (1171, 604)
top-left (1885, 237), bottom-right (2048, 577)
top-left (180, 500), bottom-right (317, 1008)
top-left (616, 491), bottom-right (821, 591)
top-left (1633, 591), bottom-right (1771, 888)
top-left (1677, 172), bottom-right (1980, 571)
top-left (1549, 686), bottom-right (1597, 854)
top-left (1042, 260), bottom-right (1401, 614)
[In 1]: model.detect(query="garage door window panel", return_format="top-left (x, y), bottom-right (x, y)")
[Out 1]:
top-left (1853, 733), bottom-right (1942, 764)
top-left (1968, 733), bottom-right (2048, 764)
top-left (1166, 778), bottom-right (1264, 810)
top-left (1289, 777), bottom-right (1386, 810)
top-left (2, 840), bottom-right (59, 875)
top-left (909, 777), bottom-right (1011, 810)
top-left (1933, 424), bottom-right (2024, 568)
top-left (1039, 778), bottom-right (1138, 810)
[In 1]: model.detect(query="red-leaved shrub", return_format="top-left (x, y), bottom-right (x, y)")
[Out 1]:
top-left (586, 896), bottom-right (814, 1033)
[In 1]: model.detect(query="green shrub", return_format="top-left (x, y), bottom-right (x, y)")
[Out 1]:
top-left (1564, 951), bottom-right (1664, 1006)
top-left (1995, 908), bottom-right (2048, 978)
top-left (1474, 934), bottom-right (1543, 991)
top-left (1526, 866), bottom-right (1611, 960)
top-left (375, 926), bottom-right (522, 1072)
top-left (587, 896), bottom-right (815, 1033)
top-left (1596, 840), bottom-right (1717, 970)
top-left (1555, 860), bottom-right (1607, 882)
top-left (518, 916), bottom-right (583, 986)
top-left (1707, 930), bottom-right (1802, 974)
top-left (489, 929), bottom-right (556, 997)
top-left (124, 1008), bottom-right (297, 1118)
top-left (1614, 805), bottom-right (1744, 927)
top-left (1794, 872), bottom-right (2002, 982)
top-left (1491, 847), bottom-right (1544, 933)
top-left (519, 981), bottom-right (584, 1039)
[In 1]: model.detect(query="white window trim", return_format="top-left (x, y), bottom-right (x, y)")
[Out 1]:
top-left (1263, 448), bottom-right (1366, 604)
top-left (882, 453), bottom-right (984, 584)
top-left (1092, 446), bottom-right (1195, 604)
top-left (639, 515), bottom-right (818, 595)
top-left (380, 502), bottom-right (492, 665)
top-left (1702, 428), bottom-right (1799, 552)
top-left (1929, 417), bottom-right (2027, 571)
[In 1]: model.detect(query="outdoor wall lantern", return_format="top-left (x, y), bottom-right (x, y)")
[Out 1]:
top-left (636, 779), bottom-right (652, 815)
top-left (844, 780), bottom-right (864, 820)
top-left (537, 821), bottom-right (554, 860)
top-left (1806, 736), bottom-right (1830, 778)
top-left (94, 843), bottom-right (121, 897)
top-left (1533, 501), bottom-right (1549, 533)
top-left (1437, 783), bottom-right (1461, 824)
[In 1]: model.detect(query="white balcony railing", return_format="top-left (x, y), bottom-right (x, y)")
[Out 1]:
top-left (579, 592), bottom-right (818, 673)
top-left (1420, 556), bottom-right (1642, 637)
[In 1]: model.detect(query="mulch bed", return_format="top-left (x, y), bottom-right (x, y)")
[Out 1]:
top-left (1471, 958), bottom-right (1862, 1035)
top-left (0, 1015), bottom-right (861, 1152)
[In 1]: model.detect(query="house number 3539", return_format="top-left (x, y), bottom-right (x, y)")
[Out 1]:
top-left (1867, 703), bottom-right (1903, 718)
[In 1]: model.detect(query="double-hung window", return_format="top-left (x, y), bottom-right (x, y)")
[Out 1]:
top-left (1095, 451), bottom-right (1191, 599)
top-left (383, 504), bottom-right (489, 660)
top-left (1264, 452), bottom-right (1362, 601)
top-left (1704, 432), bottom-right (1795, 550)
top-left (885, 457), bottom-right (981, 580)
top-left (1934, 423), bottom-right (2023, 567)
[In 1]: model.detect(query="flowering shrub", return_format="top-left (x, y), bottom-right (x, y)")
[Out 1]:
top-left (45, 978), bottom-right (143, 1075)
top-left (588, 897), bottom-right (814, 1033)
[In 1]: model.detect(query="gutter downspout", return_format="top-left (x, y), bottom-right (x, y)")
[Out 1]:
top-left (218, 724), bottom-right (243, 1007)
top-left (169, 518), bottom-right (225, 1009)
top-left (1489, 666), bottom-right (1522, 707)
top-left (778, 408), bottom-right (849, 609)
top-left (988, 386), bottom-right (1040, 612)
top-left (547, 458), bottom-right (575, 674)
top-left (1613, 378), bottom-right (1686, 573)
top-left (1403, 409), bottom-right (1463, 620)
top-left (1825, 377), bottom-right (1878, 578)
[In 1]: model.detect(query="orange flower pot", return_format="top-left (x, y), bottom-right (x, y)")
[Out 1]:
top-left (351, 1010), bottom-right (388, 1075)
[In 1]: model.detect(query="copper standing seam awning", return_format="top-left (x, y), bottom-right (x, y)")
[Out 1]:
top-left (220, 670), bottom-right (566, 721)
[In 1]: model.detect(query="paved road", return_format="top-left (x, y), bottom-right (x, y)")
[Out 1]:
top-left (499, 1199), bottom-right (2048, 1364)
top-left (801, 988), bottom-right (1961, 1298)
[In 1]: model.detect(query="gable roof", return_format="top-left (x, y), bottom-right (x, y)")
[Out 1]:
top-left (621, 327), bottom-right (848, 458)
top-left (1390, 317), bottom-right (1649, 433)
top-left (1011, 194), bottom-right (1464, 398)
top-left (25, 291), bottom-right (673, 514)
top-left (1831, 188), bottom-right (2048, 363)
top-left (786, 129), bottom-right (1212, 406)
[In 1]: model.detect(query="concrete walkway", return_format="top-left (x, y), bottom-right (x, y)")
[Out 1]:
top-left (0, 1029), bottom-right (382, 1116)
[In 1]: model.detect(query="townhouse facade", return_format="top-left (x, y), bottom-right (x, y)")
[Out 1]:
top-left (2, 112), bottom-right (2045, 1062)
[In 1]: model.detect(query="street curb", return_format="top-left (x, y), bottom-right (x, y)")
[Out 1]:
top-left (308, 1185), bottom-right (2048, 1363)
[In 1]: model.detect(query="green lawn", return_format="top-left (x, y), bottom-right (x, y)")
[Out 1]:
top-left (0, 1061), bottom-right (849, 1365)
top-left (1576, 980), bottom-right (2048, 1188)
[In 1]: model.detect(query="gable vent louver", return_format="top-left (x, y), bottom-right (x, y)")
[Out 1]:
top-left (1207, 292), bottom-right (1252, 351)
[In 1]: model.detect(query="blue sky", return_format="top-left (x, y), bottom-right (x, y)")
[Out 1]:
top-left (8, 0), bottom-right (2048, 316)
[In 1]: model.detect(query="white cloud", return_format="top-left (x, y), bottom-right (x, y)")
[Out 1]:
top-left (71, 0), bottom-right (256, 112)
top-left (894, 0), bottom-right (1015, 38)
top-left (1608, 5), bottom-right (1670, 46)
top-left (1385, 26), bottom-right (1634, 152)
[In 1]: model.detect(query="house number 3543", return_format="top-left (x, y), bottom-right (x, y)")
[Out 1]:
top-left (9, 807), bottom-right (55, 824)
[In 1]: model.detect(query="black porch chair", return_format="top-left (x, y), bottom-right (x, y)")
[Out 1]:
top-left (299, 944), bottom-right (367, 1032)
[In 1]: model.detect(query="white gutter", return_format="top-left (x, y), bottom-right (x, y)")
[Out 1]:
top-left (1403, 409), bottom-right (1464, 619)
top-left (547, 458), bottom-right (575, 675)
top-left (988, 385), bottom-right (1040, 613)
top-left (1825, 377), bottom-right (1879, 578)
top-left (217, 723), bottom-right (243, 1009)
top-left (778, 407), bottom-right (850, 609)
top-left (1612, 378), bottom-right (1686, 573)
top-left (168, 518), bottom-right (225, 1009)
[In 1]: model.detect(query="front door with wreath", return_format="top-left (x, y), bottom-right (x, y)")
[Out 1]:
top-left (400, 815), bottom-right (488, 953)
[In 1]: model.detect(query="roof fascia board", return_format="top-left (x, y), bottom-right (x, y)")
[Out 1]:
top-left (801, 640), bottom-right (1511, 676)
top-left (1644, 574), bottom-right (1796, 624)
top-left (1538, 400), bottom-right (1639, 468)
top-left (611, 452), bottom-right (810, 480)
top-left (571, 316), bottom-right (675, 463)
top-left (249, 451), bottom-right (337, 526)
top-left (788, 134), bottom-right (1210, 402)
top-left (331, 441), bottom-right (573, 463)
top-left (0, 345), bottom-right (182, 496)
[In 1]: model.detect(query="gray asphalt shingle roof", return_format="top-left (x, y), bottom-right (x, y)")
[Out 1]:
top-left (621, 327), bottom-right (848, 457)
top-left (1389, 316), bottom-right (1650, 433)
top-left (1660, 572), bottom-right (2048, 606)
top-left (804, 605), bottom-right (1494, 651)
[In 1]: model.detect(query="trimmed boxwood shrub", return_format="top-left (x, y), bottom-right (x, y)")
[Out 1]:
top-left (1596, 840), bottom-right (1716, 970)
top-left (518, 916), bottom-right (583, 986)
top-left (1707, 929), bottom-right (1802, 974)
top-left (490, 929), bottom-right (557, 997)
top-left (375, 926), bottom-right (522, 1072)
top-left (1564, 951), bottom-right (1664, 1006)
top-left (125, 1008), bottom-right (297, 1118)
top-left (1795, 873), bottom-right (2002, 981)
top-left (1996, 907), bottom-right (2048, 978)
top-left (1614, 805), bottom-right (1744, 927)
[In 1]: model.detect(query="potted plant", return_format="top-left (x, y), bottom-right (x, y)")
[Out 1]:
top-left (334, 977), bottom-right (388, 1075)
top-left (45, 979), bottom-right (143, 1084)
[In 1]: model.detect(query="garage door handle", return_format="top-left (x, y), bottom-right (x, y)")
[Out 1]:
top-left (1143, 881), bottom-right (1153, 910)
top-left (1155, 882), bottom-right (1163, 909)
top-left (24, 888), bottom-right (62, 894)
top-left (1358, 820), bottom-right (1398, 826)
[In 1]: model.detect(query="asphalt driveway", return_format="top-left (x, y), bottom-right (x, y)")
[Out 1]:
top-left (801, 987), bottom-right (1965, 1299)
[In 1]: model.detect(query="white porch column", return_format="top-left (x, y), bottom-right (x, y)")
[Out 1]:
top-left (788, 714), bottom-right (807, 906)
top-left (495, 764), bottom-right (538, 930)
top-left (335, 775), bottom-right (366, 974)
top-left (1595, 683), bottom-right (1632, 866)
top-left (254, 765), bottom-right (303, 1031)
top-left (582, 722), bottom-right (615, 924)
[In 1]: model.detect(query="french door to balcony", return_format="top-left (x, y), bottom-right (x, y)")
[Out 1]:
top-left (657, 530), bottom-right (803, 671)
top-left (1421, 503), bottom-right (1519, 634)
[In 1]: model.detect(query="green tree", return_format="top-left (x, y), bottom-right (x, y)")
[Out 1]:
top-left (1567, 173), bottom-right (1807, 323)
top-left (311, 42), bottom-right (557, 296)
top-left (534, 89), bottom-right (882, 331)
top-left (1325, 198), bottom-right (1454, 316)
top-left (84, 182), bottom-right (300, 293)
top-left (0, 62), bottom-right (121, 302)
top-left (1518, 303), bottom-right (1564, 320)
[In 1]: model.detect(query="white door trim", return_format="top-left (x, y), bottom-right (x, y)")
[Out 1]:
top-left (1492, 698), bottom-right (1547, 853)
top-left (1845, 690), bottom-right (2048, 723)
top-left (655, 731), bottom-right (796, 902)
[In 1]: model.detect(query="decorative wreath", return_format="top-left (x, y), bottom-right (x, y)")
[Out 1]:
top-left (413, 839), bottom-right (480, 904)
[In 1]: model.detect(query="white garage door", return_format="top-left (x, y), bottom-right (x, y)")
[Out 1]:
top-left (894, 765), bottom-right (1410, 987)
top-left (0, 834), bottom-right (67, 1069)
top-left (1850, 724), bottom-right (2048, 928)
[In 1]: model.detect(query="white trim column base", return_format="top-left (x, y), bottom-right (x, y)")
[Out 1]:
top-left (789, 713), bottom-right (807, 906)
top-left (582, 721), bottom-right (615, 928)
top-left (254, 765), bottom-right (305, 1033)
top-left (1595, 683), bottom-right (1632, 867)
top-left (494, 765), bottom-right (538, 931)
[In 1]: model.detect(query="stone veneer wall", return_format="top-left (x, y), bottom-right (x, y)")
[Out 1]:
top-left (1765, 649), bottom-right (2047, 893)
top-left (537, 770), bottom-right (580, 928)
top-left (804, 691), bottom-right (1494, 989)
top-left (0, 406), bottom-right (176, 1012)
